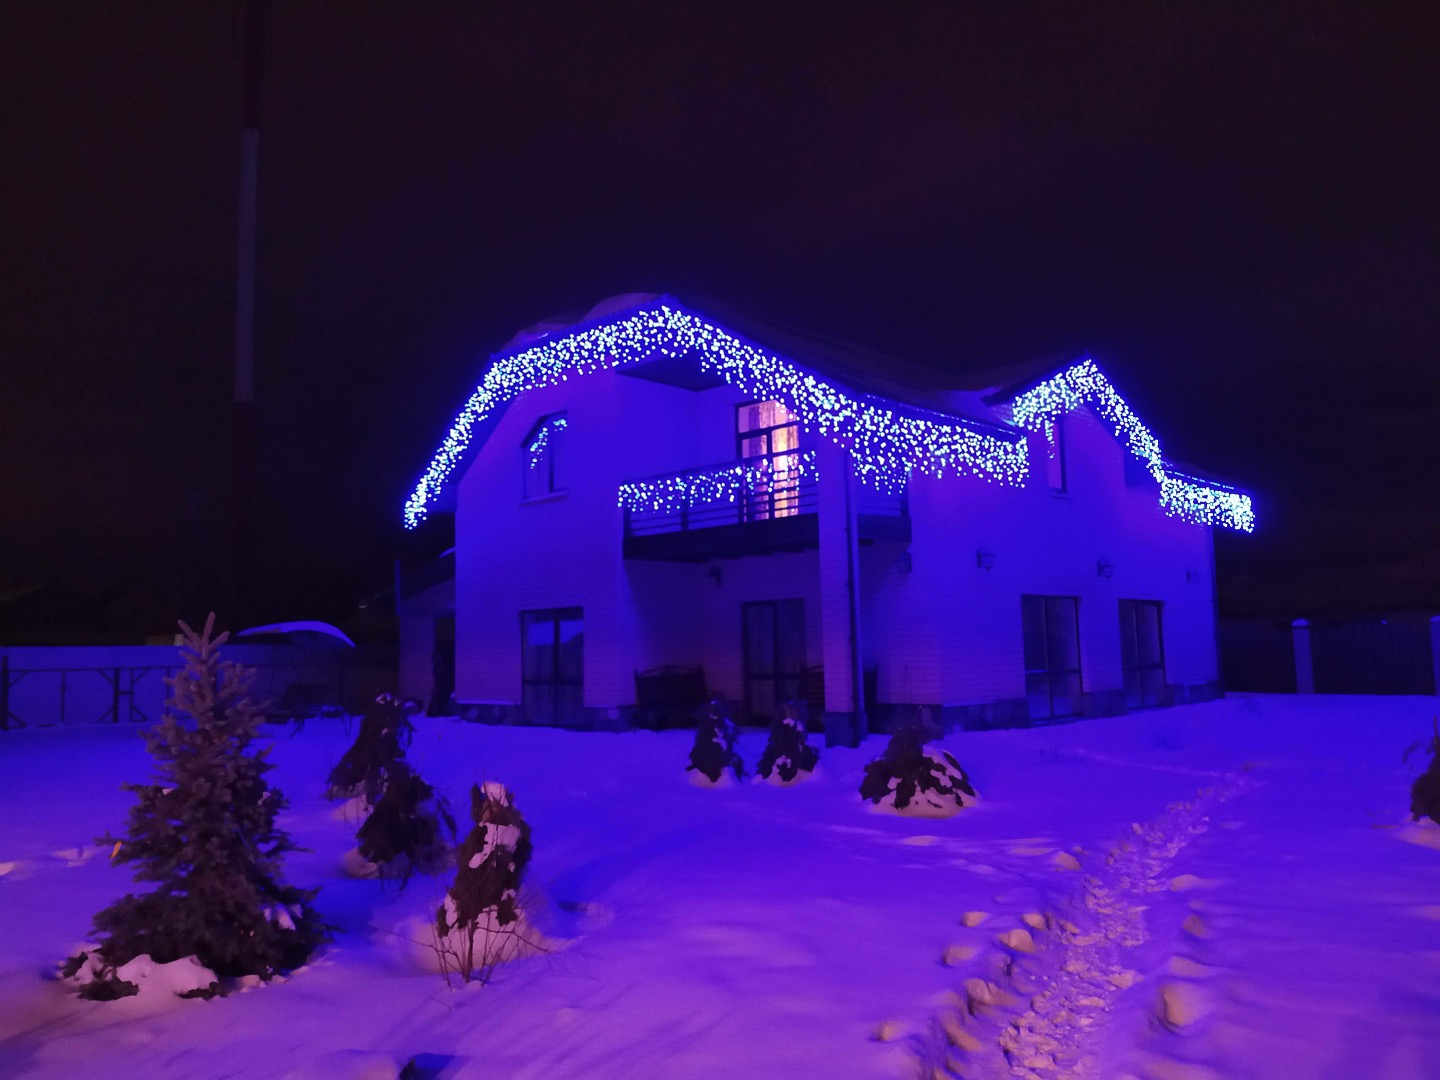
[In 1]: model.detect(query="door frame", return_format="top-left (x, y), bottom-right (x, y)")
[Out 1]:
top-left (740, 598), bottom-right (806, 724)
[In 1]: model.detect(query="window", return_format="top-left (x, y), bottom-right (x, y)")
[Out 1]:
top-left (522, 413), bottom-right (567, 500)
top-left (1045, 418), bottom-right (1067, 493)
top-left (737, 401), bottom-right (802, 520)
top-left (1021, 595), bottom-right (1083, 720)
top-left (1119, 600), bottom-right (1166, 708)
top-left (520, 607), bottom-right (583, 724)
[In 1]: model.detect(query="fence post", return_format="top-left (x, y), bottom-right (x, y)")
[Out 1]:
top-left (1431, 615), bottom-right (1440, 697)
top-left (1292, 618), bottom-right (1315, 694)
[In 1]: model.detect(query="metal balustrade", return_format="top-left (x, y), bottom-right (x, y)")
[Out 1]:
top-left (621, 456), bottom-right (908, 556)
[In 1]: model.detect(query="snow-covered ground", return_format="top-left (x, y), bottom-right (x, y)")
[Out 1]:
top-left (2, 694), bottom-right (1439, 1078)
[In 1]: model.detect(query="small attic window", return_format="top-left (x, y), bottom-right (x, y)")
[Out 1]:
top-left (1045, 418), bottom-right (1066, 494)
top-left (522, 413), bottom-right (567, 500)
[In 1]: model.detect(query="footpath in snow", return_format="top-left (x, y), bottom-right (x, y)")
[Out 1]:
top-left (1, 694), bottom-right (1439, 1078)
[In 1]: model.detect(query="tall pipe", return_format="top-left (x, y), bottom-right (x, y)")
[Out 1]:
top-left (231, 0), bottom-right (266, 618)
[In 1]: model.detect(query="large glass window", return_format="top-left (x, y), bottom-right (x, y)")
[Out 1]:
top-left (522, 413), bottom-right (567, 500)
top-left (1119, 599), bottom-right (1166, 708)
top-left (520, 607), bottom-right (583, 724)
top-left (737, 401), bottom-right (802, 520)
top-left (1021, 595), bottom-right (1083, 720)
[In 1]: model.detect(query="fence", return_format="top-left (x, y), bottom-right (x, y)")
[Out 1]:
top-left (1220, 613), bottom-right (1440, 696)
top-left (0, 643), bottom-right (397, 730)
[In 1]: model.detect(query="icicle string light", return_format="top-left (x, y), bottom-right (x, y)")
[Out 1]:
top-left (525, 415), bottom-right (567, 470)
top-left (618, 450), bottom-right (818, 515)
top-left (1008, 358), bottom-right (1256, 532)
top-left (405, 303), bottom-right (1253, 533)
top-left (404, 301), bottom-right (1026, 528)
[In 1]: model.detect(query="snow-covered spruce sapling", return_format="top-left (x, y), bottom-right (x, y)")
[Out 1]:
top-left (1409, 718), bottom-right (1440, 824)
top-left (756, 700), bottom-right (819, 783)
top-left (325, 693), bottom-right (416, 805)
top-left (66, 615), bottom-right (324, 1000)
top-left (859, 711), bottom-right (977, 816)
top-left (433, 782), bottom-right (533, 986)
top-left (687, 698), bottom-right (745, 784)
top-left (355, 759), bottom-right (456, 887)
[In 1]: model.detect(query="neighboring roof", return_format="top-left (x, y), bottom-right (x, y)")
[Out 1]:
top-left (403, 294), bottom-right (1255, 533)
top-left (235, 621), bottom-right (356, 648)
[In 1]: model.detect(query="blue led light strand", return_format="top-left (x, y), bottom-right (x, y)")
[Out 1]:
top-left (404, 302), bottom-right (1027, 528)
top-left (617, 450), bottom-right (818, 515)
top-left (1007, 359), bottom-right (1255, 532)
top-left (525, 415), bottom-right (567, 470)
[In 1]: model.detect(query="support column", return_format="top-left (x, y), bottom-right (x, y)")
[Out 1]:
top-left (817, 442), bottom-right (867, 747)
top-left (1292, 618), bottom-right (1315, 694)
top-left (398, 614), bottom-right (435, 705)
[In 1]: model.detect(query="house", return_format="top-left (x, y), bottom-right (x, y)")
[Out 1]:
top-left (398, 293), bottom-right (1254, 743)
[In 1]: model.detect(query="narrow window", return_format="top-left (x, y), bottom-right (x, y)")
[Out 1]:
top-left (1021, 595), bottom-right (1083, 720)
top-left (1119, 599), bottom-right (1166, 708)
top-left (522, 412), bottom-right (567, 500)
top-left (1046, 418), bottom-right (1067, 493)
top-left (737, 401), bottom-right (803, 520)
top-left (520, 607), bottom-right (583, 724)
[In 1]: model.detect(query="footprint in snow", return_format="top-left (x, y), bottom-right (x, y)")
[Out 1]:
top-left (1156, 979), bottom-right (1216, 1032)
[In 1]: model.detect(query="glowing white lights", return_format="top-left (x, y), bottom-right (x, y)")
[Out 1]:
top-left (525, 415), bottom-right (567, 470)
top-left (404, 301), bottom-right (1026, 528)
top-left (404, 302), bottom-right (1254, 534)
top-left (618, 450), bottom-right (818, 515)
top-left (1008, 359), bottom-right (1255, 532)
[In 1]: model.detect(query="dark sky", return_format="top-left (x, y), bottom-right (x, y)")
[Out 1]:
top-left (2, 2), bottom-right (1436, 627)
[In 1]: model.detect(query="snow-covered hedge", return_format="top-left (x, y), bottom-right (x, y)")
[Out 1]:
top-left (859, 715), bottom-right (977, 817)
top-left (755, 700), bottom-right (819, 784)
top-left (433, 782), bottom-right (533, 985)
top-left (687, 699), bottom-right (744, 784)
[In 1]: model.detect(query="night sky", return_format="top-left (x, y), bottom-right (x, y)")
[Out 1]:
top-left (2, 3), bottom-right (1436, 630)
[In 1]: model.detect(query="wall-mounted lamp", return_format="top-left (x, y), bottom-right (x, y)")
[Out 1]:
top-left (1096, 558), bottom-right (1113, 579)
top-left (1184, 568), bottom-right (1201, 585)
top-left (975, 548), bottom-right (996, 571)
top-left (706, 564), bottom-right (723, 587)
top-left (896, 549), bottom-right (913, 574)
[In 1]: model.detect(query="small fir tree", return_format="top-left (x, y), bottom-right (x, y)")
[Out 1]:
top-left (434, 783), bottom-right (532, 985)
top-left (1410, 718), bottom-right (1440, 824)
top-left (355, 759), bottom-right (455, 886)
top-left (687, 698), bottom-right (744, 784)
top-left (69, 615), bottom-right (324, 999)
top-left (859, 710), bottom-right (977, 816)
top-left (756, 700), bottom-right (820, 783)
top-left (326, 693), bottom-right (416, 805)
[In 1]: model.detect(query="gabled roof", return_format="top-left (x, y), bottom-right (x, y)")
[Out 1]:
top-left (403, 294), bottom-right (1254, 533)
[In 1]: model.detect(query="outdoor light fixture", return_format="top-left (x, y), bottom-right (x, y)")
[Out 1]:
top-left (895, 549), bottom-right (913, 574)
top-left (705, 564), bottom-right (723, 587)
top-left (1097, 558), bottom-right (1114, 579)
top-left (976, 548), bottom-right (996, 571)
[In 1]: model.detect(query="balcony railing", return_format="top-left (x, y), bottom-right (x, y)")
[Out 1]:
top-left (619, 451), bottom-right (909, 559)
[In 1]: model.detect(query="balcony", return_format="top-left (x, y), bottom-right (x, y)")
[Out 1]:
top-left (620, 453), bottom-right (909, 561)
